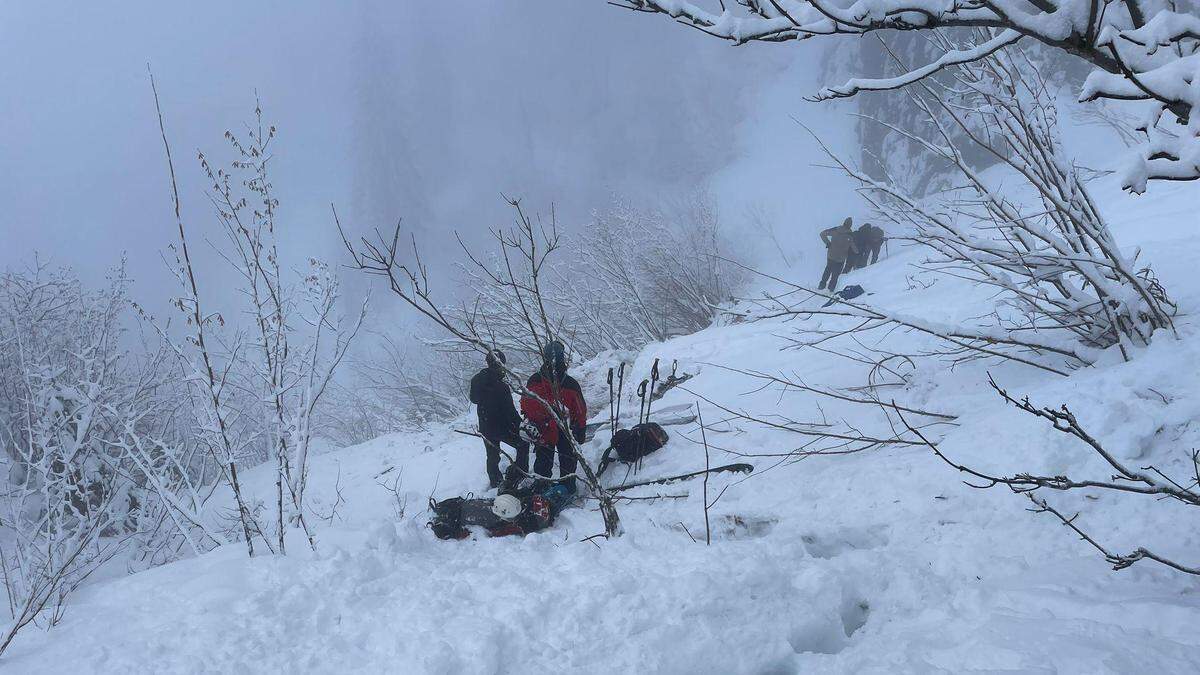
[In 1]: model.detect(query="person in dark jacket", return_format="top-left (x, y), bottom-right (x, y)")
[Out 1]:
top-left (469, 350), bottom-right (529, 488)
top-left (862, 224), bottom-right (886, 266)
top-left (819, 217), bottom-right (859, 291)
top-left (846, 225), bottom-right (873, 271)
top-left (520, 340), bottom-right (587, 491)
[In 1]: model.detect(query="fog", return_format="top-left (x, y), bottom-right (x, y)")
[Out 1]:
top-left (0, 1), bottom-right (861, 325)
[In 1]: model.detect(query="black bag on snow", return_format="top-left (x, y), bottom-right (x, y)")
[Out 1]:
top-left (428, 497), bottom-right (469, 540)
top-left (612, 422), bottom-right (669, 463)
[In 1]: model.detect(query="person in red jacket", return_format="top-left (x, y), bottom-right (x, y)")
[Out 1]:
top-left (520, 340), bottom-right (587, 490)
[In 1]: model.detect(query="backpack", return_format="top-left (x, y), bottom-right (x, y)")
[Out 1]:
top-left (612, 422), bottom-right (670, 463)
top-left (822, 284), bottom-right (866, 307)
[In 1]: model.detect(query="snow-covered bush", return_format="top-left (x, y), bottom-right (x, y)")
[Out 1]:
top-left (0, 263), bottom-right (175, 654)
top-left (566, 193), bottom-right (742, 347)
top-left (319, 335), bottom-right (474, 444)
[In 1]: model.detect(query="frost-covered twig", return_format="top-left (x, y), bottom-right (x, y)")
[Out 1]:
top-left (896, 379), bottom-right (1200, 576)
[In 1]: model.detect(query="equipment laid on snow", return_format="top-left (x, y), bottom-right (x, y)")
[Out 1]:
top-left (822, 284), bottom-right (867, 307)
top-left (491, 493), bottom-right (523, 520)
top-left (428, 468), bottom-right (579, 540)
top-left (650, 360), bottom-right (693, 402)
top-left (613, 422), bottom-right (669, 463)
top-left (596, 422), bottom-right (670, 476)
top-left (609, 462), bottom-right (754, 492)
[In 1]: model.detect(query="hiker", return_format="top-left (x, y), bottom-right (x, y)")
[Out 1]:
top-left (846, 224), bottom-right (873, 271)
top-left (521, 340), bottom-right (587, 490)
top-left (468, 350), bottom-right (529, 489)
top-left (819, 217), bottom-right (858, 291)
top-left (862, 223), bottom-right (886, 266)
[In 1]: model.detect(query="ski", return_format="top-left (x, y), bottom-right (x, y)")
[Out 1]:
top-left (608, 463), bottom-right (754, 492)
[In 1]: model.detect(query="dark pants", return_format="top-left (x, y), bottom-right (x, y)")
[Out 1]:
top-left (819, 258), bottom-right (846, 291)
top-left (867, 243), bottom-right (882, 265)
top-left (534, 434), bottom-right (577, 489)
top-left (484, 435), bottom-right (529, 486)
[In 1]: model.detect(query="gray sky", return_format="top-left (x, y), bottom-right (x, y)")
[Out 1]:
top-left (0, 1), bottom-right (860, 325)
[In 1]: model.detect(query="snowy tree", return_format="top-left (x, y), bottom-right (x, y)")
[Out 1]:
top-left (613, 0), bottom-right (1200, 193)
top-left (150, 80), bottom-right (365, 557)
top-left (197, 103), bottom-right (366, 553)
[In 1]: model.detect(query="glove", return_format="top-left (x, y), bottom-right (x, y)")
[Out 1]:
top-left (573, 426), bottom-right (586, 444)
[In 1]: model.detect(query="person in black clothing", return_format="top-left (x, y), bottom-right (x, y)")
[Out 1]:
top-left (520, 341), bottom-right (587, 491)
top-left (468, 350), bottom-right (529, 488)
top-left (862, 224), bottom-right (885, 266)
top-left (846, 225), bottom-right (873, 271)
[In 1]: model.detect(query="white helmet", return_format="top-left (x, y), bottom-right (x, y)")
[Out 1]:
top-left (491, 494), bottom-right (523, 520)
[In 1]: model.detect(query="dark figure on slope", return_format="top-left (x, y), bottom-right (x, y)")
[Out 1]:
top-left (520, 340), bottom-right (587, 491)
top-left (819, 217), bottom-right (859, 291)
top-left (856, 224), bottom-right (886, 268)
top-left (469, 350), bottom-right (529, 488)
top-left (846, 224), bottom-right (872, 271)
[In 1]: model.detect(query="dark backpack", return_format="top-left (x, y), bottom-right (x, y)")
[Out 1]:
top-left (612, 422), bottom-right (669, 463)
top-left (822, 284), bottom-right (866, 307)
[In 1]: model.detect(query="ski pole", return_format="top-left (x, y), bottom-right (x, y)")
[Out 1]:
top-left (637, 379), bottom-right (648, 425)
top-left (607, 367), bottom-right (615, 440)
top-left (615, 362), bottom-right (626, 430)
top-left (647, 358), bottom-right (660, 420)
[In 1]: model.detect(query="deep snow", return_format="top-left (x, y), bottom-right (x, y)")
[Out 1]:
top-left (5, 179), bottom-right (1199, 673)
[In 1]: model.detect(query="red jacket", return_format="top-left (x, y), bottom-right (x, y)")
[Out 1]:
top-left (521, 371), bottom-right (587, 446)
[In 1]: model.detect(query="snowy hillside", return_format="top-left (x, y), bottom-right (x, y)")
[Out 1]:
top-left (6, 178), bottom-right (1199, 673)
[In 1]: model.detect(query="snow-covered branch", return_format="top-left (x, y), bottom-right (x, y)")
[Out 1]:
top-left (614, 1), bottom-right (1200, 191)
top-left (816, 38), bottom-right (1174, 363)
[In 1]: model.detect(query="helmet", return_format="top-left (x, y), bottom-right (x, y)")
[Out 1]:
top-left (542, 340), bottom-right (567, 377)
top-left (491, 494), bottom-right (523, 520)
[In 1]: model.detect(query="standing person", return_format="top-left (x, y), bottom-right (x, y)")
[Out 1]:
top-left (520, 340), bottom-right (587, 491)
top-left (469, 350), bottom-right (529, 489)
top-left (863, 224), bottom-right (886, 266)
top-left (819, 217), bottom-right (858, 291)
top-left (847, 224), bottom-right (873, 271)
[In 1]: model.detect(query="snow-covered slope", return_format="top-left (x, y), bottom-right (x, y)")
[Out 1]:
top-left (6, 179), bottom-right (1199, 673)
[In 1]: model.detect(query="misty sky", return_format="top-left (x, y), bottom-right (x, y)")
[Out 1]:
top-left (1, 1), bottom-right (861, 324)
